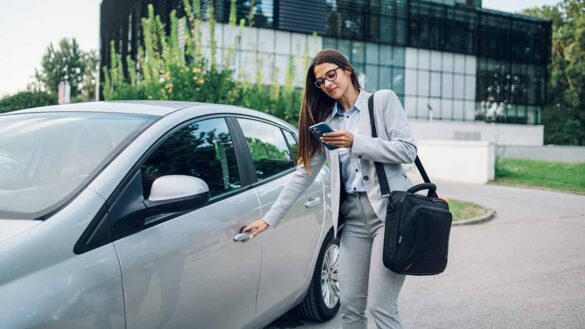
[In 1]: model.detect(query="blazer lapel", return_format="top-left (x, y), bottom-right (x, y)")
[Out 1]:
top-left (358, 95), bottom-right (372, 138)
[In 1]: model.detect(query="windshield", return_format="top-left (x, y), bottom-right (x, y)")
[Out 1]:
top-left (0, 112), bottom-right (157, 220)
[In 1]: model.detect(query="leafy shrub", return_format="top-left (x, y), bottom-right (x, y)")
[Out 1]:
top-left (0, 91), bottom-right (57, 113)
top-left (102, 1), bottom-right (308, 127)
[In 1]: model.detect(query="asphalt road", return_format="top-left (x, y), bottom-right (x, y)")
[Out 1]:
top-left (266, 181), bottom-right (585, 329)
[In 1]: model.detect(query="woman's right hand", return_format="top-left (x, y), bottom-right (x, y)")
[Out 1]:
top-left (242, 219), bottom-right (270, 238)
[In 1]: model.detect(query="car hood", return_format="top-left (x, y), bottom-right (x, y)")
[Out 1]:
top-left (0, 220), bottom-right (41, 243)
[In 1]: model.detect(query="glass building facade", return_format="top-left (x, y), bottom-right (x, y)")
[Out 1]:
top-left (100, 0), bottom-right (551, 125)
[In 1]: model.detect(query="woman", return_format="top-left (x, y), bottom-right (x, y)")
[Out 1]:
top-left (243, 49), bottom-right (417, 329)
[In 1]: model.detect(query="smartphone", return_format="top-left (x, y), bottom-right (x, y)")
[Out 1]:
top-left (309, 122), bottom-right (339, 150)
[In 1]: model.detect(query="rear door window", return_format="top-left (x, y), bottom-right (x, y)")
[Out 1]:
top-left (237, 118), bottom-right (295, 181)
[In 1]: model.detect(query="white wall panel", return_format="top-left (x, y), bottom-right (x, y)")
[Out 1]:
top-left (405, 96), bottom-right (417, 118)
top-left (464, 101), bottom-right (475, 121)
top-left (417, 70), bottom-right (430, 97)
top-left (213, 48), bottom-right (223, 67)
top-left (291, 33), bottom-right (307, 57)
top-left (241, 27), bottom-right (257, 51)
top-left (405, 68), bottom-right (417, 96)
top-left (405, 47), bottom-right (417, 68)
top-left (442, 52), bottom-right (454, 72)
top-left (453, 54), bottom-right (465, 74)
top-left (430, 72), bottom-right (441, 97)
top-left (258, 29), bottom-right (275, 53)
top-left (239, 50), bottom-right (258, 81)
top-left (453, 100), bottom-right (465, 120)
top-left (380, 45), bottom-right (392, 65)
top-left (465, 55), bottom-right (477, 75)
top-left (441, 99), bottom-right (453, 119)
top-left (258, 52), bottom-right (274, 84)
top-left (200, 22), bottom-right (210, 46)
top-left (223, 25), bottom-right (240, 49)
top-left (274, 31), bottom-right (291, 54)
top-left (380, 66), bottom-right (392, 89)
top-left (365, 65), bottom-right (379, 90)
top-left (274, 54), bottom-right (289, 86)
top-left (413, 141), bottom-right (495, 184)
top-left (366, 43), bottom-right (379, 64)
top-left (428, 97), bottom-right (441, 121)
top-left (430, 50), bottom-right (442, 71)
top-left (393, 69), bottom-right (405, 93)
top-left (418, 49), bottom-right (431, 70)
top-left (453, 74), bottom-right (465, 99)
top-left (464, 75), bottom-right (476, 100)
top-left (409, 119), bottom-right (544, 146)
top-left (417, 97), bottom-right (430, 119)
top-left (442, 73), bottom-right (453, 98)
top-left (307, 35), bottom-right (323, 58)
top-left (393, 47), bottom-right (405, 66)
top-left (294, 55), bottom-right (308, 87)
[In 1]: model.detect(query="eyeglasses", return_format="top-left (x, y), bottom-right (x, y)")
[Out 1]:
top-left (314, 67), bottom-right (342, 89)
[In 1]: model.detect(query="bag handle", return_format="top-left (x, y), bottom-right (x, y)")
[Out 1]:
top-left (407, 183), bottom-right (437, 198)
top-left (367, 93), bottom-right (436, 198)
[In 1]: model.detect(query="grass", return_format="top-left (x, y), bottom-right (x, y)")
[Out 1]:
top-left (448, 198), bottom-right (488, 221)
top-left (495, 159), bottom-right (585, 194)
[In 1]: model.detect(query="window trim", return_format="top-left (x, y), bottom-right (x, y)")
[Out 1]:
top-left (232, 115), bottom-right (299, 189)
top-left (281, 127), bottom-right (299, 164)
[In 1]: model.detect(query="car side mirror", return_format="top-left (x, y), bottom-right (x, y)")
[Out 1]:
top-left (144, 175), bottom-right (210, 213)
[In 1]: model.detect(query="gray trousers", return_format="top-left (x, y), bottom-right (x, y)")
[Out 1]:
top-left (339, 191), bottom-right (406, 329)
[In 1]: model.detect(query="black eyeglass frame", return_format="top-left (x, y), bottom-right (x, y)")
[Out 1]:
top-left (314, 67), bottom-right (343, 89)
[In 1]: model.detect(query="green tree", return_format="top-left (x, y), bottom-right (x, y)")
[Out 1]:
top-left (523, 0), bottom-right (585, 145)
top-left (37, 38), bottom-right (86, 99)
top-left (78, 50), bottom-right (99, 102)
top-left (0, 91), bottom-right (56, 113)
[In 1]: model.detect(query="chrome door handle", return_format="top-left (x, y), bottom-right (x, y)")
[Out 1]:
top-left (304, 197), bottom-right (321, 208)
top-left (234, 228), bottom-right (256, 242)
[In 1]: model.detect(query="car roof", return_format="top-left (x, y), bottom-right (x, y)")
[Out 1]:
top-left (3, 100), bottom-right (298, 131)
top-left (5, 100), bottom-right (204, 116)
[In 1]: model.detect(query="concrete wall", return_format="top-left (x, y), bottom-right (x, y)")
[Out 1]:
top-left (409, 119), bottom-right (544, 146)
top-left (409, 140), bottom-right (496, 184)
top-left (497, 145), bottom-right (585, 163)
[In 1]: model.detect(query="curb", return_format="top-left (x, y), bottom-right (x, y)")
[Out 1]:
top-left (452, 209), bottom-right (496, 226)
top-left (488, 181), bottom-right (585, 196)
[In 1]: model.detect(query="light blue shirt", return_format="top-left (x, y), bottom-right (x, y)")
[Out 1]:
top-left (332, 89), bottom-right (370, 194)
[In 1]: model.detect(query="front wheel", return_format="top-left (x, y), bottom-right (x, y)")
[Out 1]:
top-left (295, 232), bottom-right (340, 322)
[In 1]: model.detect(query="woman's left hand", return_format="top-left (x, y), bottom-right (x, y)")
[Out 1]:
top-left (321, 130), bottom-right (354, 148)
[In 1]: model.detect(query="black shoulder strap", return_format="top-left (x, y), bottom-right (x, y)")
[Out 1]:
top-left (367, 93), bottom-right (432, 198)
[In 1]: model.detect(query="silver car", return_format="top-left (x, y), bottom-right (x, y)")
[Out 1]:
top-left (0, 101), bottom-right (340, 329)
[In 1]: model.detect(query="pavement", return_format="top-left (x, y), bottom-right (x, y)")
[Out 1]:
top-left (266, 180), bottom-right (585, 329)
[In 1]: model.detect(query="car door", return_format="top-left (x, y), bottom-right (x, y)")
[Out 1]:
top-left (109, 117), bottom-right (262, 329)
top-left (234, 117), bottom-right (325, 317)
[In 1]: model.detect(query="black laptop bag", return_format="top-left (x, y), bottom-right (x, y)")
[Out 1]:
top-left (368, 94), bottom-right (452, 275)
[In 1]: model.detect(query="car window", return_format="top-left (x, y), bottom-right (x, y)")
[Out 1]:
top-left (141, 118), bottom-right (240, 199)
top-left (282, 129), bottom-right (298, 165)
top-left (237, 118), bottom-right (295, 181)
top-left (0, 112), bottom-right (155, 220)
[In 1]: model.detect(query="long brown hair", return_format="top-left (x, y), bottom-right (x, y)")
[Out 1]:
top-left (297, 49), bottom-right (361, 173)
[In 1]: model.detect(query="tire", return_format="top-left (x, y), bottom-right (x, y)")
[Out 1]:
top-left (295, 231), bottom-right (340, 322)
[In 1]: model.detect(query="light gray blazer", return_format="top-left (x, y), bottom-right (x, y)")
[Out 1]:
top-left (263, 89), bottom-right (417, 238)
